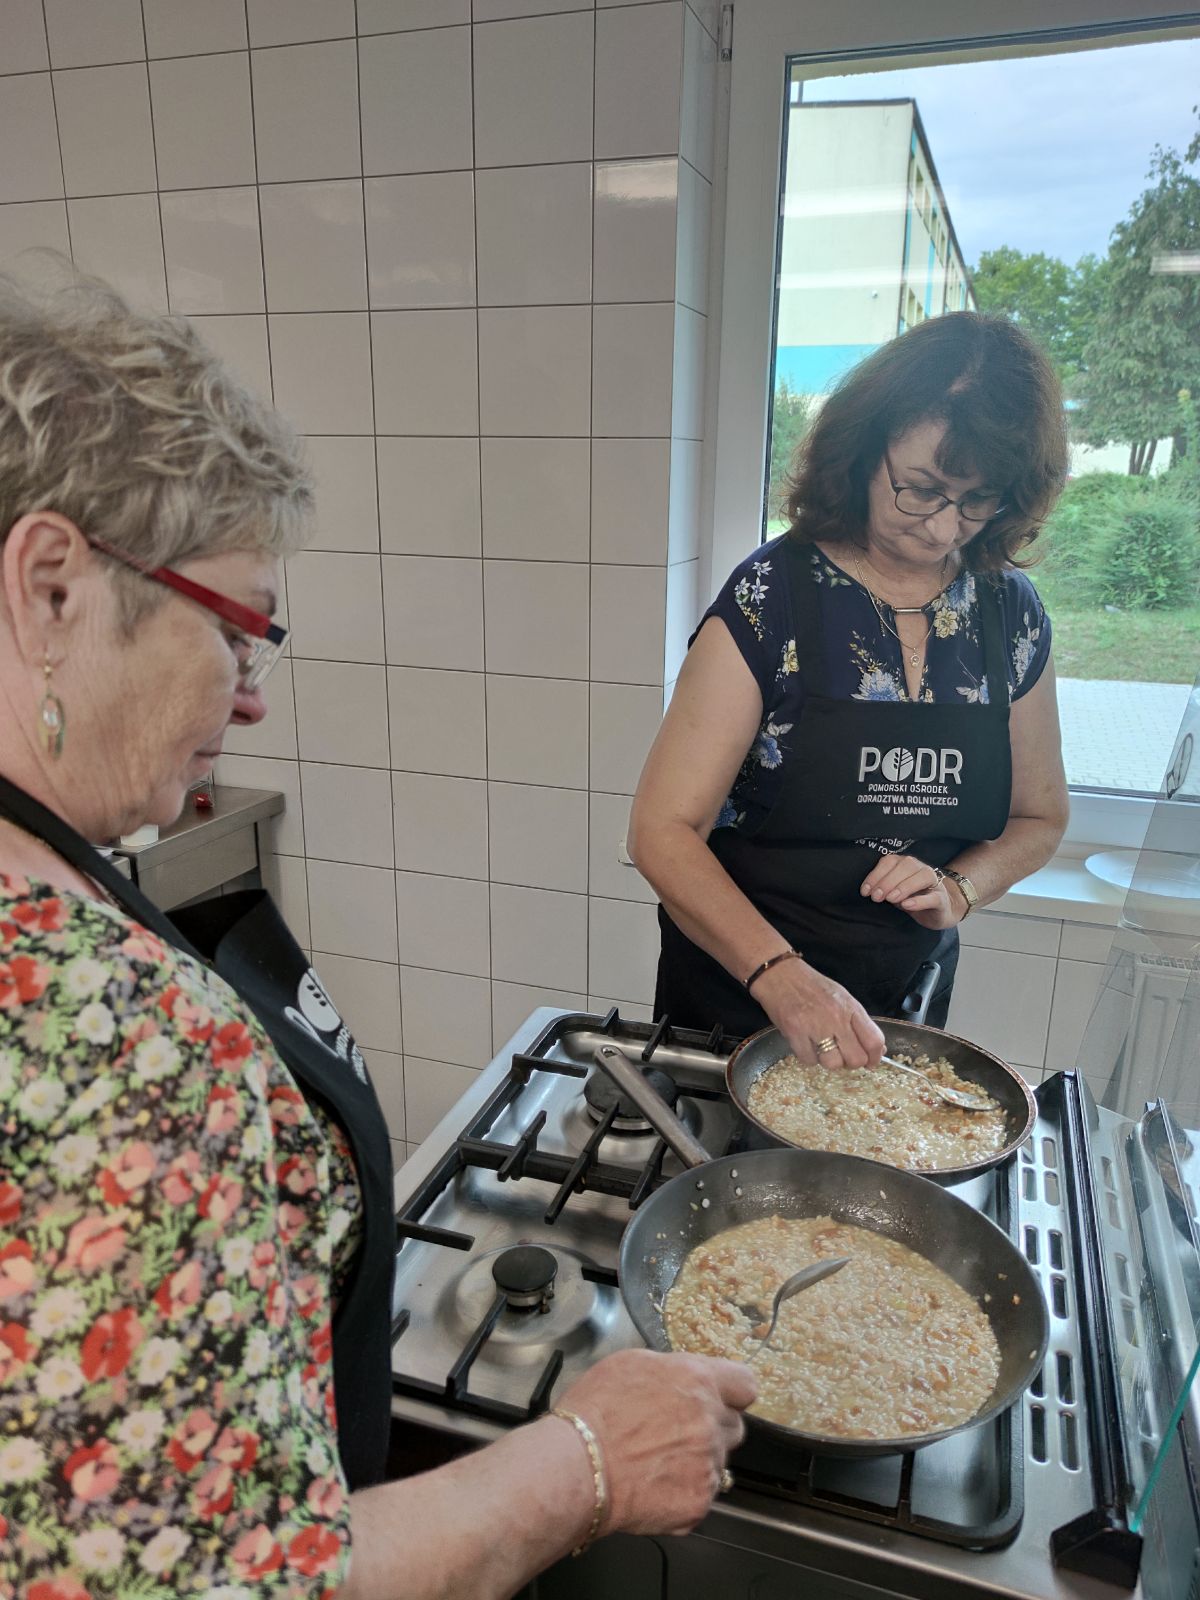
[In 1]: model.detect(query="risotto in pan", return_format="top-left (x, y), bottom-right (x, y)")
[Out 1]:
top-left (663, 1214), bottom-right (1001, 1438)
top-left (746, 1052), bottom-right (1009, 1171)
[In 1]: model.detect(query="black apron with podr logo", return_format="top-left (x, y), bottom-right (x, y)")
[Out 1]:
top-left (0, 775), bottom-right (395, 1490)
top-left (656, 541), bottom-right (1013, 1037)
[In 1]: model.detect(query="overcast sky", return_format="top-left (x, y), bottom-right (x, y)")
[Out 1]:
top-left (803, 37), bottom-right (1200, 268)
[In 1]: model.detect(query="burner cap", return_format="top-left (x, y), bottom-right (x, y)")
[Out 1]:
top-left (584, 1064), bottom-right (677, 1125)
top-left (492, 1245), bottom-right (558, 1310)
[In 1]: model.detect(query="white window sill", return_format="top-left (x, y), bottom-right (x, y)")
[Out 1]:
top-left (987, 856), bottom-right (1125, 926)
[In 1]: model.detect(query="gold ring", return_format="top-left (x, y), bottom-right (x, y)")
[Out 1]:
top-left (815, 1037), bottom-right (839, 1054)
top-left (719, 1469), bottom-right (734, 1493)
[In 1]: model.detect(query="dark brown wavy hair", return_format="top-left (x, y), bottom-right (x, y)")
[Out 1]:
top-left (782, 312), bottom-right (1068, 571)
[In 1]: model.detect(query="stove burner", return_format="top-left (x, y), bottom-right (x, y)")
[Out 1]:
top-left (491, 1245), bottom-right (558, 1313)
top-left (583, 1064), bottom-right (678, 1132)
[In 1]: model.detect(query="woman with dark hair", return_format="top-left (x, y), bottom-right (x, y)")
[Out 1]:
top-left (629, 313), bottom-right (1071, 1067)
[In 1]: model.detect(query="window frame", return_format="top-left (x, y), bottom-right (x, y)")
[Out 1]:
top-left (707, 0), bottom-right (1200, 845)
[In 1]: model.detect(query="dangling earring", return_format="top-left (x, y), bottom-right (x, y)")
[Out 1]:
top-left (38, 651), bottom-right (66, 759)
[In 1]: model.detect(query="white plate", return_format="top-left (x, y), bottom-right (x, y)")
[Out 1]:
top-left (1085, 849), bottom-right (1200, 901)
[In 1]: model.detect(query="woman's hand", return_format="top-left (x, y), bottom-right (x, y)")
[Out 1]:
top-left (751, 956), bottom-right (885, 1068)
top-left (556, 1349), bottom-right (756, 1538)
top-left (861, 853), bottom-right (963, 930)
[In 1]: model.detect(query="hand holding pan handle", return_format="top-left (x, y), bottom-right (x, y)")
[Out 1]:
top-left (592, 1045), bottom-right (711, 1169)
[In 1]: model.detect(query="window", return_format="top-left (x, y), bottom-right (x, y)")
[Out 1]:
top-left (711, 3), bottom-right (1200, 835)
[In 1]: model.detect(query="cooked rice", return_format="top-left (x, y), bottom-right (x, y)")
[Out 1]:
top-left (746, 1051), bottom-right (1009, 1171)
top-left (663, 1214), bottom-right (1000, 1438)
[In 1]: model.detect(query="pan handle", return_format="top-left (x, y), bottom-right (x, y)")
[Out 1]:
top-left (592, 1046), bottom-right (712, 1170)
top-left (898, 960), bottom-right (941, 1027)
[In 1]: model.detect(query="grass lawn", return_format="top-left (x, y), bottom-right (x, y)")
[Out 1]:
top-left (1027, 574), bottom-right (1198, 684)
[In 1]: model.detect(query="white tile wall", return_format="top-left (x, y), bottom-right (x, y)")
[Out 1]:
top-left (388, 667), bottom-right (487, 779)
top-left (0, 76), bottom-right (61, 203)
top-left (260, 181), bottom-right (367, 312)
top-left (478, 306), bottom-right (592, 437)
top-left (592, 302), bottom-right (675, 437)
top-left (55, 64), bottom-right (156, 196)
top-left (44, 0), bottom-right (144, 71)
top-left (251, 41), bottom-right (361, 183)
top-left (302, 762), bottom-right (395, 868)
top-left (144, 0), bottom-right (247, 58)
top-left (489, 783), bottom-right (588, 893)
top-left (473, 13), bottom-right (594, 168)
top-left (160, 188), bottom-right (264, 315)
top-left (372, 310), bottom-right (479, 435)
top-left (491, 883), bottom-right (588, 992)
top-left (303, 436), bottom-right (380, 552)
top-left (365, 173), bottom-right (476, 310)
top-left (2, 0), bottom-right (50, 74)
top-left (485, 676), bottom-right (589, 789)
top-left (23, 0), bottom-right (719, 1143)
top-left (68, 195), bottom-right (167, 312)
top-left (476, 164), bottom-right (593, 307)
top-left (480, 439), bottom-right (590, 563)
top-left (149, 53), bottom-right (256, 190)
top-left (946, 945), bottom-right (1056, 1077)
top-left (0, 200), bottom-right (70, 265)
top-left (392, 772), bottom-right (489, 880)
top-left (359, 27), bottom-right (472, 177)
top-left (377, 437), bottom-right (481, 557)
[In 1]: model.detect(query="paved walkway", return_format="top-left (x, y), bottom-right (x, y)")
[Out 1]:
top-left (1058, 678), bottom-right (1194, 792)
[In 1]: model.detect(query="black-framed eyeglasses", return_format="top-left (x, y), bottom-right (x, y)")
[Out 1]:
top-left (884, 450), bottom-right (1007, 524)
top-left (87, 534), bottom-right (288, 691)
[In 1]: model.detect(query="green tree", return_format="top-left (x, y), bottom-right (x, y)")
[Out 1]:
top-left (1078, 142), bottom-right (1200, 474)
top-left (768, 378), bottom-right (813, 517)
top-left (971, 246), bottom-right (1083, 380)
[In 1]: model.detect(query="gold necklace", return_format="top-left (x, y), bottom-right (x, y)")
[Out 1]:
top-left (855, 548), bottom-right (950, 612)
top-left (852, 552), bottom-right (934, 673)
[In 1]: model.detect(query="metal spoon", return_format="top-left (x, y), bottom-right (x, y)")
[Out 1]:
top-left (880, 1054), bottom-right (994, 1112)
top-left (739, 1256), bottom-right (850, 1353)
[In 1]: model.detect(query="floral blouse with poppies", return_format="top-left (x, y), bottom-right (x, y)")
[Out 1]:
top-left (0, 874), bottom-right (363, 1599)
top-left (705, 535), bottom-right (1053, 835)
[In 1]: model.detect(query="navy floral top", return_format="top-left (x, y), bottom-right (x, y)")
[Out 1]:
top-left (703, 536), bottom-right (1052, 836)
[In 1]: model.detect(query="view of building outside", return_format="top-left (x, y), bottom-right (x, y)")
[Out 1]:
top-left (766, 40), bottom-right (1200, 796)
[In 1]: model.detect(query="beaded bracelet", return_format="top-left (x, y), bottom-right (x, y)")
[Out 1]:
top-left (551, 1407), bottom-right (609, 1556)
top-left (743, 947), bottom-right (802, 993)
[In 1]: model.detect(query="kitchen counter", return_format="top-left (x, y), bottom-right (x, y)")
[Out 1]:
top-left (111, 785), bottom-right (284, 909)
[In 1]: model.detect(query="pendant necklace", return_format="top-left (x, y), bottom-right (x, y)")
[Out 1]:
top-left (852, 551), bottom-right (939, 672)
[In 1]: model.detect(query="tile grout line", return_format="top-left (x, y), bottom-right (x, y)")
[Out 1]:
top-left (467, 10), bottom-right (496, 1026)
top-left (585, 1), bottom-right (598, 1005)
top-left (243, 0), bottom-right (311, 947)
top-left (39, 0), bottom-right (72, 253)
top-left (350, 0), bottom-right (407, 1099)
top-left (137, 2), bottom-right (169, 324)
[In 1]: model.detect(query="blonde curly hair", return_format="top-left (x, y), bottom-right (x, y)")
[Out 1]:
top-left (0, 260), bottom-right (312, 623)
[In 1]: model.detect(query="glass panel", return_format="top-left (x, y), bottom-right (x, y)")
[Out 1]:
top-left (1074, 673), bottom-right (1200, 1520)
top-left (768, 39), bottom-right (1200, 797)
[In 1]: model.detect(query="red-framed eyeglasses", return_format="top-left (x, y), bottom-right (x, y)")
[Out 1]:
top-left (87, 534), bottom-right (288, 691)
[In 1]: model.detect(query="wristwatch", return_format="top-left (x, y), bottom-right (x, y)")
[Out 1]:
top-left (942, 867), bottom-right (979, 918)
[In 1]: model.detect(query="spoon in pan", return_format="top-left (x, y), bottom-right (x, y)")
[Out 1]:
top-left (879, 1054), bottom-right (994, 1111)
top-left (738, 1256), bottom-right (850, 1354)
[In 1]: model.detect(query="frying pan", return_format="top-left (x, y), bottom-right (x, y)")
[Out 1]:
top-left (727, 1019), bottom-right (1037, 1185)
top-left (595, 1045), bottom-right (1048, 1460)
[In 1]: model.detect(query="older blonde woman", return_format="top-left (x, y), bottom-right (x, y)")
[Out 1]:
top-left (0, 273), bottom-right (754, 1600)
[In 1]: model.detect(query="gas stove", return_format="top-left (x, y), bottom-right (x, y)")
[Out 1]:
top-left (389, 1008), bottom-right (1198, 1600)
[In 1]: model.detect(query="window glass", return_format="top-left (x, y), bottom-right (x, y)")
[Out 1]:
top-left (767, 39), bottom-right (1200, 796)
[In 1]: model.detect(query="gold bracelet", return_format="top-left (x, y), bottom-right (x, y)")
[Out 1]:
top-left (551, 1406), bottom-right (608, 1556)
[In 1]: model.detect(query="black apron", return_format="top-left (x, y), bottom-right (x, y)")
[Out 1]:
top-left (0, 776), bottom-right (395, 1490)
top-left (657, 544), bottom-right (1013, 1037)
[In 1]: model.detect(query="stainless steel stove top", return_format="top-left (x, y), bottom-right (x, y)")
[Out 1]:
top-left (389, 1008), bottom-right (1148, 1600)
